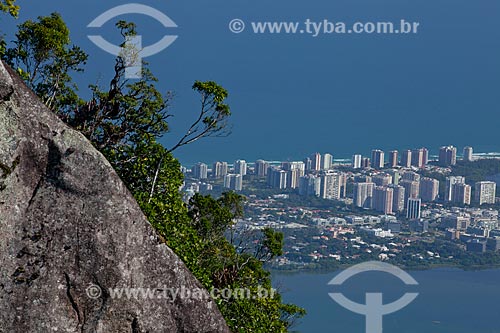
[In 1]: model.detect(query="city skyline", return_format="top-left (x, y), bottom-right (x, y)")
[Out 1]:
top-left (183, 144), bottom-right (483, 168)
top-left (184, 144), bottom-right (499, 217)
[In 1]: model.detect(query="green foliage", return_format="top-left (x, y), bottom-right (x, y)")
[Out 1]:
top-left (4, 13), bottom-right (88, 111)
top-left (187, 193), bottom-right (305, 332)
top-left (262, 227), bottom-right (285, 258)
top-left (0, 0), bottom-right (18, 62)
top-left (189, 193), bottom-right (236, 242)
top-left (0, 0), bottom-right (18, 17)
top-left (68, 62), bottom-right (169, 151)
top-left (168, 80), bottom-right (231, 152)
top-left (3, 15), bottom-right (304, 332)
top-left (0, 38), bottom-right (5, 58)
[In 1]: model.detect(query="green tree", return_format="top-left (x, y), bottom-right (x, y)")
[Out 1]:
top-left (4, 13), bottom-right (88, 111)
top-left (0, 0), bottom-right (18, 17)
top-left (0, 0), bottom-right (19, 57)
top-left (187, 193), bottom-right (305, 332)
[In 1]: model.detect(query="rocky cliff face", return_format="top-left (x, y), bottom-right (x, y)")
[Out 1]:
top-left (0, 61), bottom-right (230, 333)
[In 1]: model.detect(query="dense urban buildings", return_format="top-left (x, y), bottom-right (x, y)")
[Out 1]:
top-left (187, 145), bottom-right (497, 219)
top-left (182, 145), bottom-right (500, 273)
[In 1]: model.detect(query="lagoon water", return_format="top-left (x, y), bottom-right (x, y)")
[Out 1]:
top-left (273, 268), bottom-right (500, 333)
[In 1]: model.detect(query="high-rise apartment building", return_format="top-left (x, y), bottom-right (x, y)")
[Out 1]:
top-left (212, 161), bottom-right (228, 178)
top-left (411, 148), bottom-right (426, 168)
top-left (322, 153), bottom-right (334, 170)
top-left (339, 173), bottom-right (347, 198)
top-left (445, 176), bottom-right (465, 201)
top-left (439, 146), bottom-right (457, 167)
top-left (400, 180), bottom-right (420, 207)
top-left (311, 153), bottom-right (322, 171)
top-left (362, 157), bottom-right (371, 169)
top-left (224, 174), bottom-right (242, 191)
top-left (452, 183), bottom-right (471, 205)
top-left (320, 172), bottom-right (342, 200)
top-left (400, 150), bottom-right (412, 168)
top-left (353, 182), bottom-right (375, 209)
top-left (282, 161), bottom-right (306, 174)
top-left (255, 160), bottom-right (269, 177)
top-left (373, 186), bottom-right (394, 215)
top-left (373, 173), bottom-right (393, 187)
top-left (287, 169), bottom-right (299, 189)
top-left (463, 146), bottom-right (473, 162)
top-left (387, 170), bottom-right (400, 185)
top-left (420, 177), bottom-right (439, 202)
top-left (193, 162), bottom-right (208, 179)
top-left (299, 174), bottom-right (321, 197)
top-left (388, 150), bottom-right (398, 168)
top-left (303, 157), bottom-right (312, 171)
top-left (234, 160), bottom-right (247, 176)
top-left (422, 148), bottom-right (429, 166)
top-left (388, 184), bottom-right (405, 212)
top-left (406, 198), bottom-right (422, 219)
top-left (475, 181), bottom-right (496, 205)
top-left (267, 167), bottom-right (288, 189)
top-left (352, 154), bottom-right (362, 169)
top-left (282, 162), bottom-right (305, 188)
top-left (371, 150), bottom-right (385, 169)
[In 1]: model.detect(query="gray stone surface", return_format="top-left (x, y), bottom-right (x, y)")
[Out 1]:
top-left (0, 60), bottom-right (230, 333)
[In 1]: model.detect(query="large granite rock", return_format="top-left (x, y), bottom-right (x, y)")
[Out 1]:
top-left (0, 61), bottom-right (230, 333)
